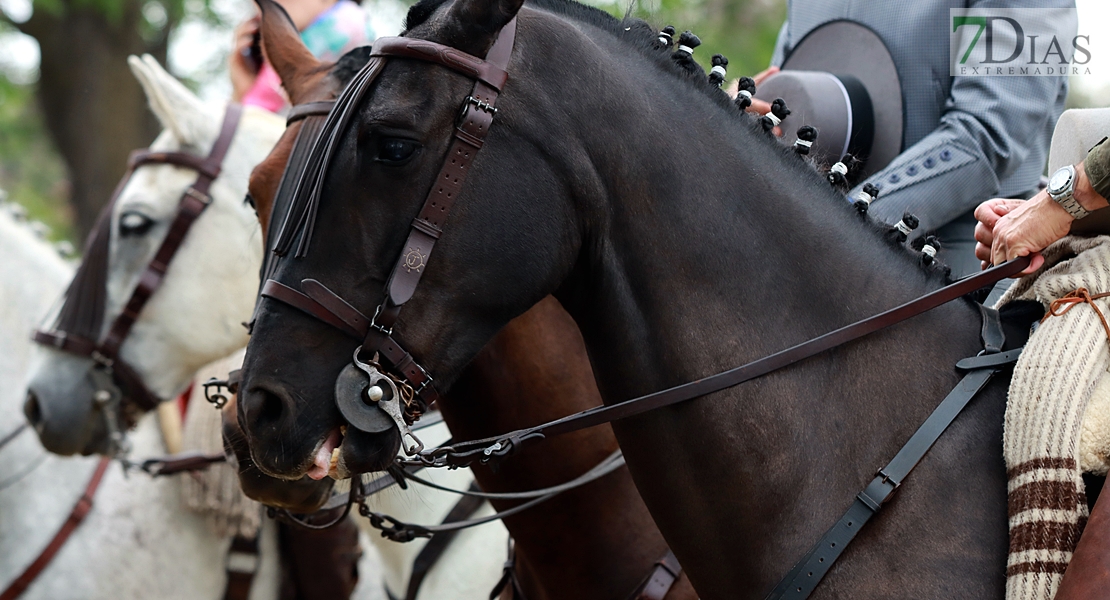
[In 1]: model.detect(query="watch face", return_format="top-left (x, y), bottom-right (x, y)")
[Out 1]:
top-left (1049, 168), bottom-right (1072, 195)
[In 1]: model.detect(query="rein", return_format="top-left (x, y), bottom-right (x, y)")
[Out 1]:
top-left (32, 104), bottom-right (244, 437)
top-left (267, 257), bottom-right (1031, 467)
top-left (0, 457), bottom-right (111, 600)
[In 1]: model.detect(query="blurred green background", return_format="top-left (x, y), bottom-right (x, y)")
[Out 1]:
top-left (0, 0), bottom-right (1106, 248)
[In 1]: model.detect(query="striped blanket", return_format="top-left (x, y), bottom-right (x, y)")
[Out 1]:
top-left (999, 235), bottom-right (1110, 600)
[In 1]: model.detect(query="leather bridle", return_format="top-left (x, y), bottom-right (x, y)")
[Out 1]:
top-left (32, 104), bottom-right (243, 437)
top-left (259, 20), bottom-right (518, 441)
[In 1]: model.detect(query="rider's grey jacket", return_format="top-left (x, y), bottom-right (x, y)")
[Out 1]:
top-left (770, 0), bottom-right (1076, 234)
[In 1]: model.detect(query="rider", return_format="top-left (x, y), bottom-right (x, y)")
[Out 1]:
top-left (753, 0), bottom-right (1076, 276)
top-left (230, 0), bottom-right (374, 113)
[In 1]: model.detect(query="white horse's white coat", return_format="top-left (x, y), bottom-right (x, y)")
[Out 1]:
top-left (0, 203), bottom-right (284, 600)
top-left (18, 54), bottom-right (506, 599)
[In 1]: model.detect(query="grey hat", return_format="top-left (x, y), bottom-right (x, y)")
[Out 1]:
top-left (755, 20), bottom-right (904, 179)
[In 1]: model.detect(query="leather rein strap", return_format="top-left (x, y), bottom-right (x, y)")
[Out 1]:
top-left (33, 104), bottom-right (243, 415)
top-left (0, 457), bottom-right (111, 600)
top-left (265, 257), bottom-right (1032, 466)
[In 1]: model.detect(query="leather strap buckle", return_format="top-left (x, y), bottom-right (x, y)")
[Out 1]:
top-left (877, 467), bottom-right (901, 488)
top-left (455, 95), bottom-right (498, 128)
top-left (90, 350), bottom-right (114, 368)
top-left (370, 305), bottom-right (394, 336)
top-left (184, 186), bottom-right (212, 205)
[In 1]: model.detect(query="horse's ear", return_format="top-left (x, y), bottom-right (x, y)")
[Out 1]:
top-left (256, 0), bottom-right (324, 105)
top-left (443, 0), bottom-right (524, 49)
top-left (127, 54), bottom-right (214, 148)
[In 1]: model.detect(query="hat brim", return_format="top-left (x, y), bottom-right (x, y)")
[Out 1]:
top-left (776, 20), bottom-right (903, 178)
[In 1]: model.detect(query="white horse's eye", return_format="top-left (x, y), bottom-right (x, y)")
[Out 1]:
top-left (119, 211), bottom-right (154, 236)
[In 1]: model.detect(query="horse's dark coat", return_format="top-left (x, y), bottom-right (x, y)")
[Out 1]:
top-left (240, 0), bottom-right (1011, 596)
top-left (242, 4), bottom-right (697, 596)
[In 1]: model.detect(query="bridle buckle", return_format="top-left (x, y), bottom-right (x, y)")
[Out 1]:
top-left (370, 305), bottom-right (394, 336)
top-left (91, 350), bottom-right (114, 369)
top-left (184, 186), bottom-right (212, 205)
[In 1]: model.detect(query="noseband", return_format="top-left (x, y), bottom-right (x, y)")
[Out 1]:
top-left (258, 20), bottom-right (517, 448)
top-left (33, 104), bottom-right (243, 432)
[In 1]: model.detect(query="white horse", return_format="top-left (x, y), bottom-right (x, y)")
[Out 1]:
top-left (21, 55), bottom-right (506, 599)
top-left (0, 198), bottom-right (287, 600)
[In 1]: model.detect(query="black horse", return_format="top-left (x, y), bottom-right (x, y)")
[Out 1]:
top-left (239, 0), bottom-right (1018, 596)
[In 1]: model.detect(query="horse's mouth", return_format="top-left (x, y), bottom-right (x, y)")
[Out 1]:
top-left (308, 426), bottom-right (348, 480)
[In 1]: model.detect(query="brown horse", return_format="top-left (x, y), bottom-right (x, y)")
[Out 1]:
top-left (240, 3), bottom-right (695, 598)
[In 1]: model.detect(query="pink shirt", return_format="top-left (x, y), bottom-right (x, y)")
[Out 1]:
top-left (242, 0), bottom-right (373, 113)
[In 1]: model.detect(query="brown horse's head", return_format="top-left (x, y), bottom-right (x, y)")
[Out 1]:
top-left (240, 0), bottom-right (407, 480)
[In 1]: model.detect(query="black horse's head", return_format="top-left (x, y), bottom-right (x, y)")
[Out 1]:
top-left (238, 0), bottom-right (615, 479)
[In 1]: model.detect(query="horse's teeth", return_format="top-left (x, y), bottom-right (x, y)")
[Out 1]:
top-left (340, 425), bottom-right (347, 436)
top-left (329, 447), bottom-right (340, 471)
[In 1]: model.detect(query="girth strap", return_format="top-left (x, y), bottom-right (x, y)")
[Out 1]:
top-left (765, 307), bottom-right (1020, 600)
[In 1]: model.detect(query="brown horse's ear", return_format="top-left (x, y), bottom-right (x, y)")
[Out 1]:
top-left (442, 0), bottom-right (524, 53)
top-left (255, 0), bottom-right (325, 105)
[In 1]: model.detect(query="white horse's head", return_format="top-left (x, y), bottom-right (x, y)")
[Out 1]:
top-left (25, 55), bottom-right (284, 455)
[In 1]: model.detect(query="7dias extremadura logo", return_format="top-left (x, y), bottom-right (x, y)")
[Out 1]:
top-left (951, 8), bottom-right (1088, 76)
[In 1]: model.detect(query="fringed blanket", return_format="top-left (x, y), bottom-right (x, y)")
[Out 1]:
top-left (179, 350), bottom-right (260, 539)
top-left (999, 235), bottom-right (1110, 600)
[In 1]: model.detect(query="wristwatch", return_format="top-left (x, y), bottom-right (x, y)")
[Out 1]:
top-left (1047, 164), bottom-right (1089, 220)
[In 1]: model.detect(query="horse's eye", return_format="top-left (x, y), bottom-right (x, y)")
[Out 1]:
top-left (377, 138), bottom-right (420, 165)
top-left (244, 193), bottom-right (256, 209)
top-left (119, 211), bottom-right (154, 236)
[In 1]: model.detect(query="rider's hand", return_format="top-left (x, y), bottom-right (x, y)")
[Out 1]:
top-left (230, 15), bottom-right (261, 103)
top-left (975, 160), bottom-right (1108, 275)
top-left (974, 195), bottom-right (1061, 275)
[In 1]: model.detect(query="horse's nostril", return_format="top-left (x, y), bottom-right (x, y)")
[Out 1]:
top-left (253, 387), bottom-right (286, 427)
top-left (24, 390), bottom-right (44, 429)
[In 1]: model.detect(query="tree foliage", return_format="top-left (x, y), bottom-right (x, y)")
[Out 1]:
top-left (0, 0), bottom-right (783, 245)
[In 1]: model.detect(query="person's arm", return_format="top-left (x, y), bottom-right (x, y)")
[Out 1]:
top-left (858, 1), bottom-right (1075, 233)
top-left (974, 138), bottom-right (1110, 274)
top-left (860, 71), bottom-right (1068, 233)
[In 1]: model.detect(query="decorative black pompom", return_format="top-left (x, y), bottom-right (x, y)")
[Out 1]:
top-left (708, 54), bottom-right (729, 87)
top-left (794, 125), bottom-right (818, 156)
top-left (734, 76), bottom-right (757, 111)
top-left (656, 25), bottom-right (676, 49)
top-left (666, 31), bottom-right (701, 62)
top-left (886, 212), bottom-right (920, 245)
top-left (852, 182), bottom-right (879, 215)
top-left (827, 161), bottom-right (849, 191)
top-left (920, 235), bottom-right (941, 266)
top-left (760, 98), bottom-right (790, 133)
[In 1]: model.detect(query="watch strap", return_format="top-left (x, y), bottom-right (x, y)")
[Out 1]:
top-left (1051, 165), bottom-right (1090, 220)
